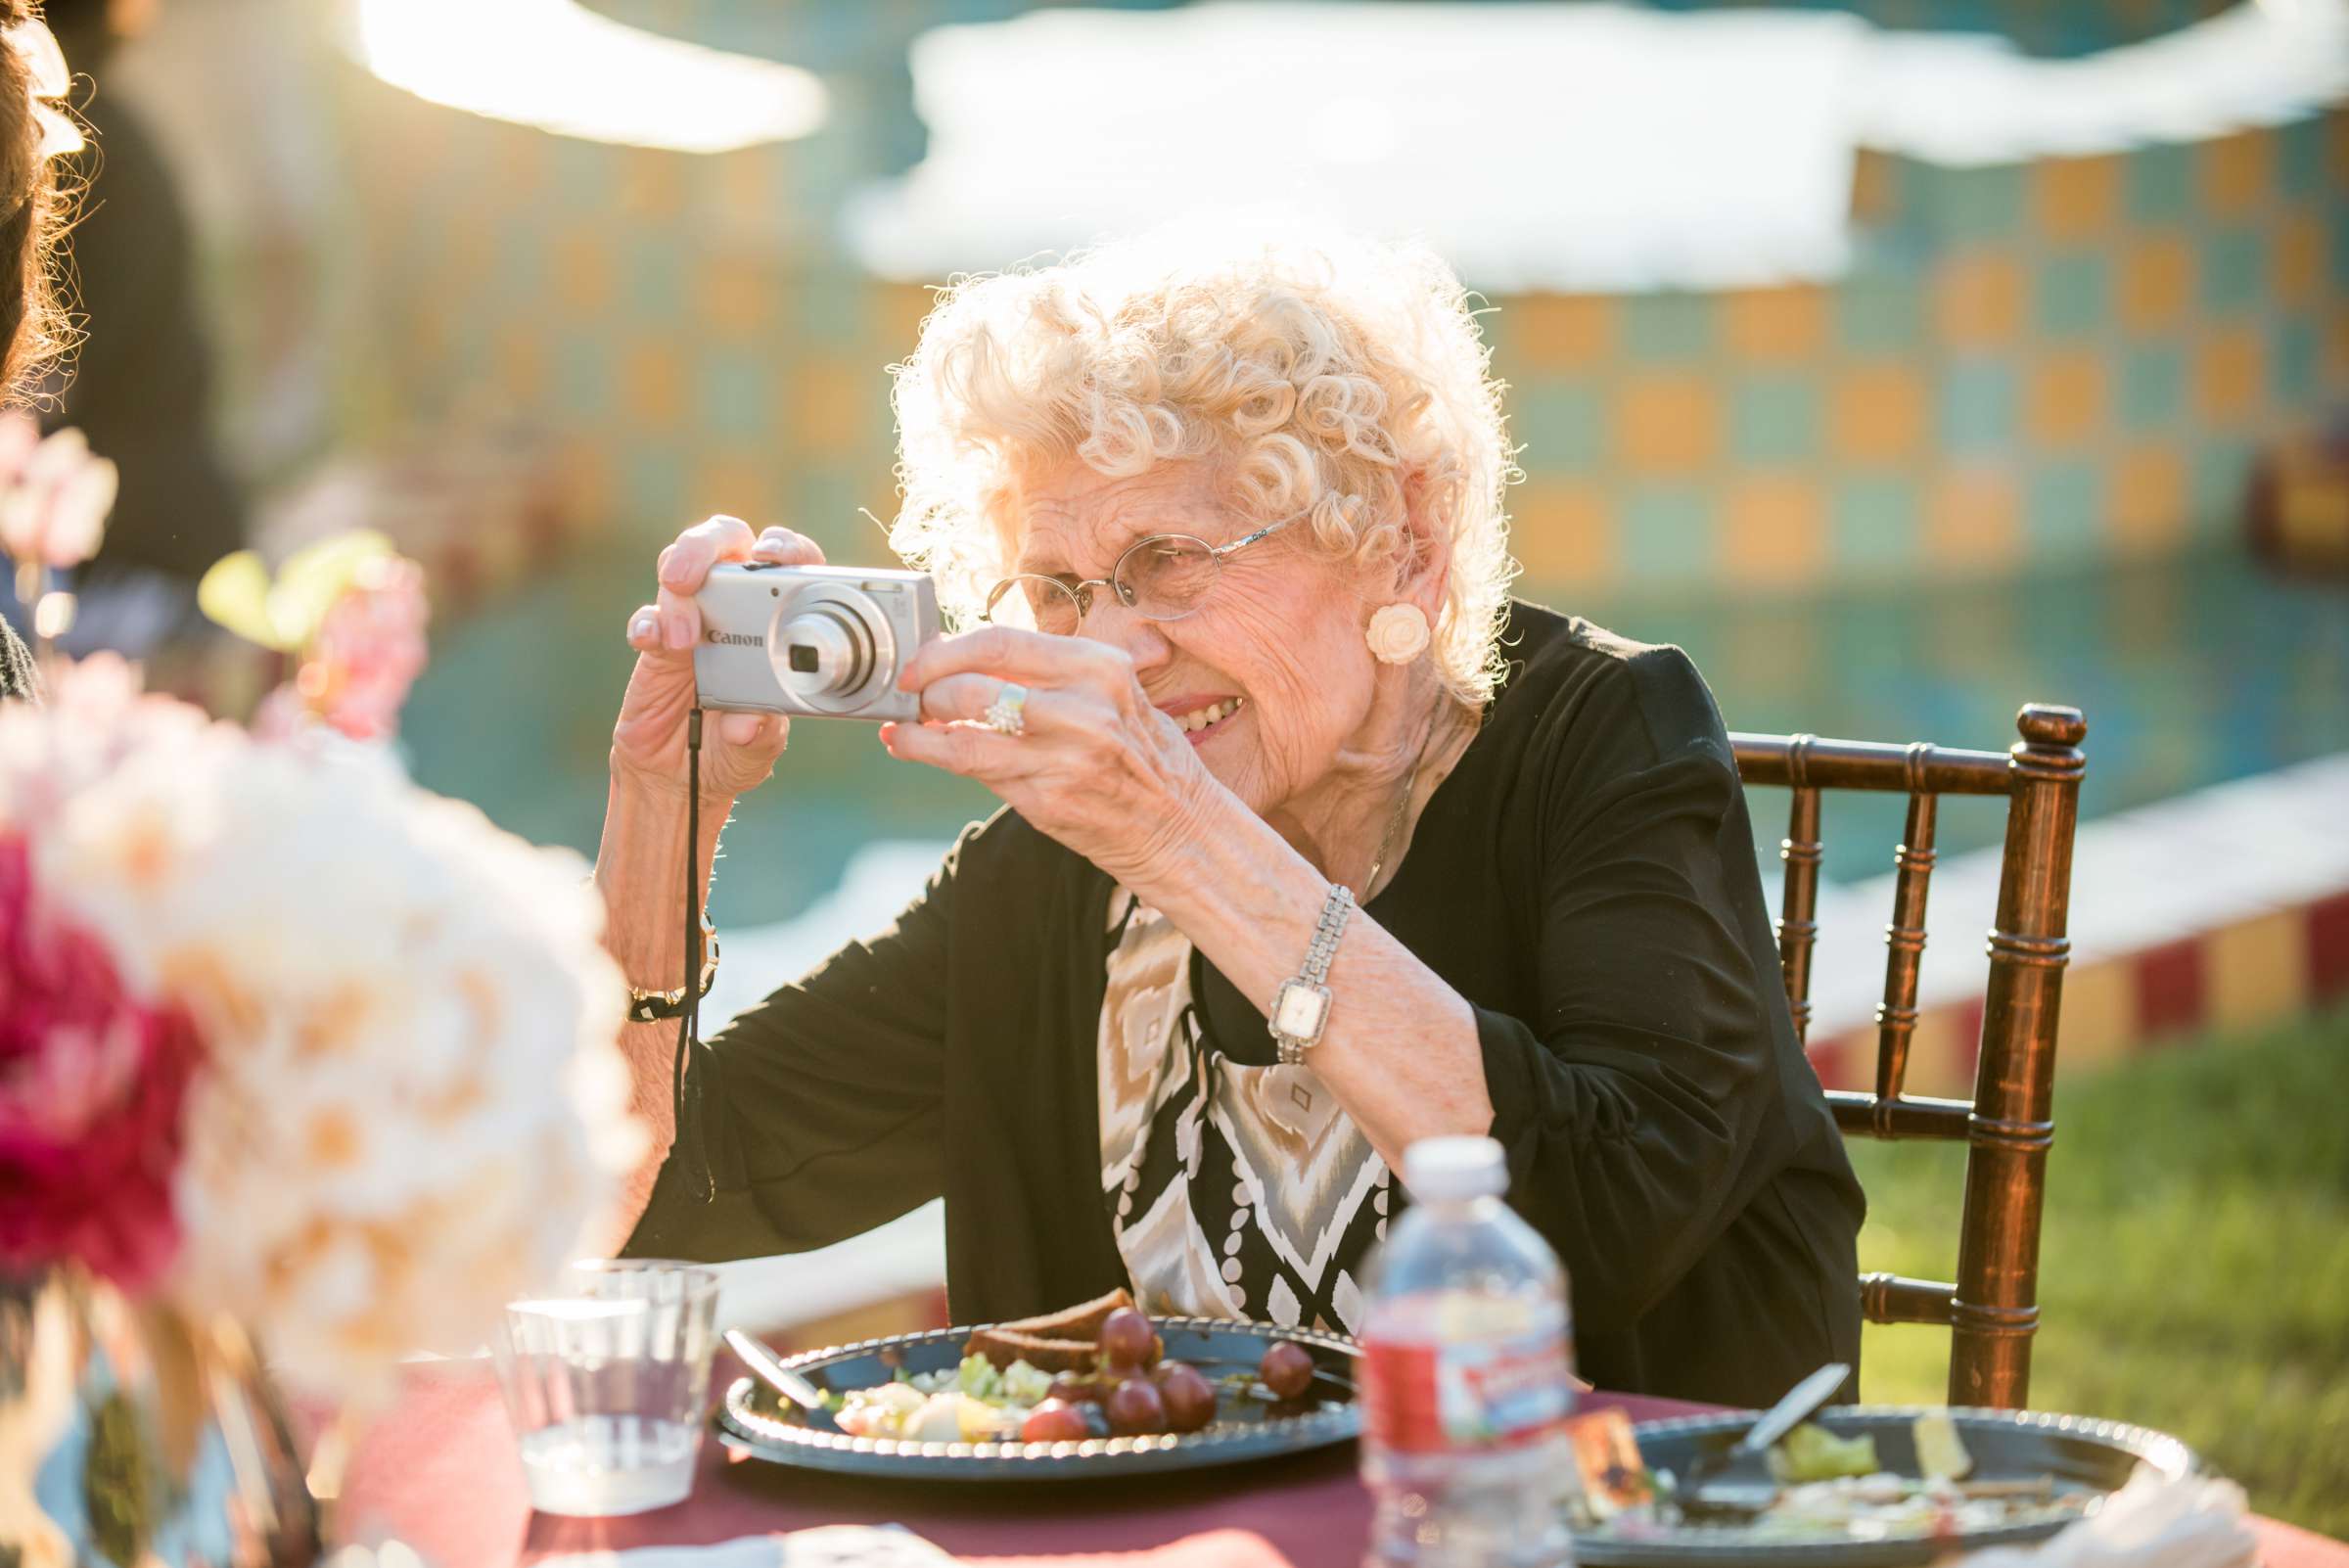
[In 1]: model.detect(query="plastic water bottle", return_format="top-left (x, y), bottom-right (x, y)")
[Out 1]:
top-left (1359, 1135), bottom-right (1577, 1568)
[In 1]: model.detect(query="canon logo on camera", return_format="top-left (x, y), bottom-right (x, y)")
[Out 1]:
top-left (707, 630), bottom-right (763, 647)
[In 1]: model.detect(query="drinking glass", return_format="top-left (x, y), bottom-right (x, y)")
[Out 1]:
top-left (490, 1259), bottom-right (720, 1516)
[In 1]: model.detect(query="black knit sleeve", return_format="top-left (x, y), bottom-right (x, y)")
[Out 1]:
top-left (621, 827), bottom-right (973, 1263)
top-left (1469, 642), bottom-right (1790, 1336)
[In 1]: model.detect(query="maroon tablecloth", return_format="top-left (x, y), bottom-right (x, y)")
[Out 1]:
top-left (338, 1362), bottom-right (2348, 1568)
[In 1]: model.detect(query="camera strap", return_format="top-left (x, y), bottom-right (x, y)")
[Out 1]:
top-left (676, 707), bottom-right (715, 1203)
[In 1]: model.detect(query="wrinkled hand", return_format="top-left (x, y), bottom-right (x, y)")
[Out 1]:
top-left (612, 516), bottom-right (823, 803)
top-left (885, 627), bottom-right (1222, 889)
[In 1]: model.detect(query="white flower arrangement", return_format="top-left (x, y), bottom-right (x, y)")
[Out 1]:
top-left (1, 659), bottom-right (644, 1404)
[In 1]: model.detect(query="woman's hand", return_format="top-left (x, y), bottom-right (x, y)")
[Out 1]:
top-left (612, 516), bottom-right (823, 803)
top-left (884, 627), bottom-right (1223, 890)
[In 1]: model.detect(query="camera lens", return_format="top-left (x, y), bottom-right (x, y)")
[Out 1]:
top-left (760, 580), bottom-right (904, 716)
top-left (772, 602), bottom-right (876, 703)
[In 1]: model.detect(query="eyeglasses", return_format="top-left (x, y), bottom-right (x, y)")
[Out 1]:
top-left (981, 515), bottom-right (1299, 636)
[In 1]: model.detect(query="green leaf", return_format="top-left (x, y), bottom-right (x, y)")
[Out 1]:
top-left (196, 551), bottom-right (286, 649)
top-left (196, 530), bottom-right (396, 653)
top-left (265, 530), bottom-right (394, 649)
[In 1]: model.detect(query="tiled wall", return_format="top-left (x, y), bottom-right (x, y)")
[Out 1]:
top-left (307, 7), bottom-right (2348, 603)
top-left (1494, 125), bottom-right (2349, 596)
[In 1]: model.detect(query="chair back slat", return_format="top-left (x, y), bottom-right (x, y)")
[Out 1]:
top-left (1874, 771), bottom-right (1940, 1122)
top-left (1731, 705), bottom-right (2087, 1409)
top-left (1774, 736), bottom-right (1825, 1045)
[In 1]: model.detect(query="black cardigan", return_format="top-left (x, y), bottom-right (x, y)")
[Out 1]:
top-left (626, 602), bottom-right (1865, 1406)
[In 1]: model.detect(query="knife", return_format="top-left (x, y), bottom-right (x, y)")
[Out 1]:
top-left (1737, 1360), bottom-right (1852, 1457)
top-left (724, 1327), bottom-right (841, 1433)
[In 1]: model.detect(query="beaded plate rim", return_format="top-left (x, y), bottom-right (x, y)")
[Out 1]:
top-left (714, 1315), bottom-right (1362, 1479)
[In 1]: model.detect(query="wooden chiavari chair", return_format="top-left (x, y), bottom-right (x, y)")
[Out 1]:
top-left (1729, 705), bottom-right (2088, 1409)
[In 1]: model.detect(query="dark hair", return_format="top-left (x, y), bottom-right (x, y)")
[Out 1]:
top-left (0, 2), bottom-right (69, 704)
top-left (0, 0), bottom-right (75, 406)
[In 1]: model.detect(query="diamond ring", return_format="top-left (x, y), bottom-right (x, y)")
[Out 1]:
top-left (983, 682), bottom-right (1029, 736)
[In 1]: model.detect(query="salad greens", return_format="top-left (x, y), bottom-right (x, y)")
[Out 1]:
top-left (838, 1356), bottom-right (1060, 1442)
top-left (1769, 1423), bottom-right (1881, 1483)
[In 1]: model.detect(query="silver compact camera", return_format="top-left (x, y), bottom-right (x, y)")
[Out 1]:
top-left (693, 563), bottom-right (942, 722)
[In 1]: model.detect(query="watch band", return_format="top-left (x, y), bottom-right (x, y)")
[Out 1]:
top-left (1269, 884), bottom-right (1354, 1065)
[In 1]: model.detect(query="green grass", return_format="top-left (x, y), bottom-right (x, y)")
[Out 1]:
top-left (1848, 1002), bottom-right (2349, 1536)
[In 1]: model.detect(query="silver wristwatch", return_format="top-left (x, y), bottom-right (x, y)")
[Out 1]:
top-left (1269, 884), bottom-right (1355, 1065)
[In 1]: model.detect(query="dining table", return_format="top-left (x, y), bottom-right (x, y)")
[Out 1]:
top-left (337, 1351), bottom-right (2349, 1568)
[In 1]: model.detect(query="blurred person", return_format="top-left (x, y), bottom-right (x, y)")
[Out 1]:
top-left (598, 230), bottom-right (1864, 1406)
top-left (10, 0), bottom-right (241, 654)
top-left (0, 0), bottom-right (80, 694)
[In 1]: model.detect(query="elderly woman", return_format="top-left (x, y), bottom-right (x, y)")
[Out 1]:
top-left (599, 231), bottom-right (1862, 1405)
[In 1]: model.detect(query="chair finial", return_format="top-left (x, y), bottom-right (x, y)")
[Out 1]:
top-left (2015, 705), bottom-right (2087, 749)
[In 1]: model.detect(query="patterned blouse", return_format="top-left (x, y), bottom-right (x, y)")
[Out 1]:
top-left (1096, 891), bottom-right (1392, 1334)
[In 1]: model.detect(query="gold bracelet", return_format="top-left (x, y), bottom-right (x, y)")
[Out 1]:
top-left (625, 926), bottom-right (719, 1023)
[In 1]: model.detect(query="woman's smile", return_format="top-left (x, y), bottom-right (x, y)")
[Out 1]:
top-left (1160, 694), bottom-right (1247, 745)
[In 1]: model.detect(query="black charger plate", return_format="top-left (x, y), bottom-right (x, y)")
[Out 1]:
top-left (714, 1316), bottom-right (1360, 1480)
top-left (1573, 1406), bottom-right (2201, 1568)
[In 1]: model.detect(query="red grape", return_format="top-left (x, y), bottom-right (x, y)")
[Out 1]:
top-left (1098, 1308), bottom-right (1157, 1369)
top-left (1259, 1341), bottom-right (1315, 1401)
top-left (1019, 1400), bottom-right (1090, 1443)
top-left (1103, 1375), bottom-right (1168, 1436)
top-left (1154, 1360), bottom-right (1218, 1433)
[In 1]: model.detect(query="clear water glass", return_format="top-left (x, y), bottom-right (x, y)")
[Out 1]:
top-left (491, 1259), bottom-right (720, 1517)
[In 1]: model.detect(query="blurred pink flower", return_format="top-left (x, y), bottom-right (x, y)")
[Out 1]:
top-left (0, 418), bottom-right (119, 573)
top-left (281, 554), bottom-right (431, 743)
top-left (0, 834), bottom-right (202, 1291)
top-left (248, 683), bottom-right (306, 744)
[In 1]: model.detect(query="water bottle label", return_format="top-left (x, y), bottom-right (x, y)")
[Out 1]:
top-left (1359, 1328), bottom-right (1574, 1454)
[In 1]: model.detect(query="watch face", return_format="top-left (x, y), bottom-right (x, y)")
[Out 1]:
top-left (1271, 980), bottom-right (1330, 1040)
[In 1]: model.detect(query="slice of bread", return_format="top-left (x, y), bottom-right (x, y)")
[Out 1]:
top-left (964, 1287), bottom-right (1137, 1371)
top-left (963, 1326), bottom-right (1098, 1373)
top-left (1006, 1287), bottom-right (1135, 1343)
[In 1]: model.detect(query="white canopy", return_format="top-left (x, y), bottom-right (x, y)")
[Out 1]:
top-left (845, 0), bottom-right (2349, 292)
top-left (349, 0), bottom-right (828, 155)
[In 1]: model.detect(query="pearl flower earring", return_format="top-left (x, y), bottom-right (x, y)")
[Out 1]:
top-left (1365, 604), bottom-right (1431, 665)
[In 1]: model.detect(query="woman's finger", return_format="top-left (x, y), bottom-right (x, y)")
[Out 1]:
top-left (880, 715), bottom-right (1046, 781)
top-left (650, 516), bottom-right (760, 651)
top-left (656, 515), bottom-right (759, 594)
top-left (898, 624), bottom-right (1130, 696)
top-left (913, 671), bottom-right (1084, 731)
top-left (624, 603), bottom-right (663, 654)
top-left (716, 710), bottom-right (782, 748)
top-left (750, 527), bottom-right (826, 567)
top-left (655, 582), bottom-right (703, 653)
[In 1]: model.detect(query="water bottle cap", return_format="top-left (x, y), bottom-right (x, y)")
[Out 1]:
top-left (1402, 1135), bottom-right (1508, 1200)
